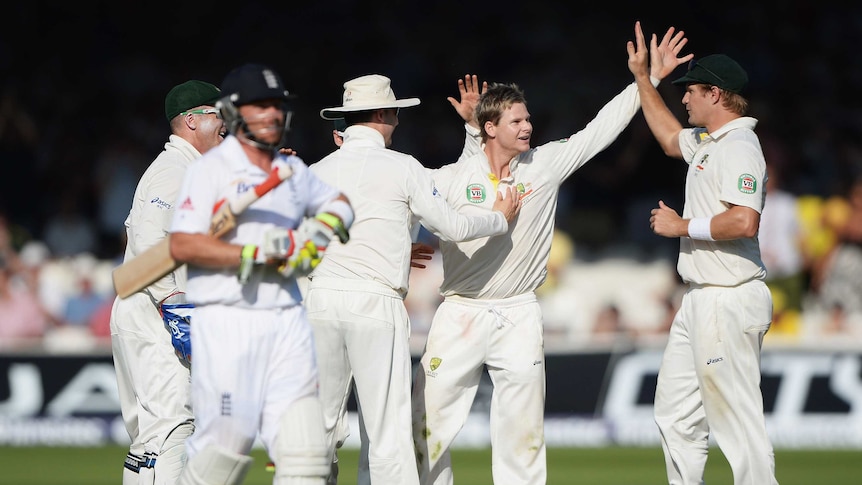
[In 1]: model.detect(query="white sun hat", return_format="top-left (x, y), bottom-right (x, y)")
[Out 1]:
top-left (320, 74), bottom-right (420, 120)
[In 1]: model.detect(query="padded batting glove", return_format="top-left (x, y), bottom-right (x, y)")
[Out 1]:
top-left (261, 213), bottom-right (349, 278)
top-left (158, 291), bottom-right (193, 366)
top-left (262, 228), bottom-right (322, 278)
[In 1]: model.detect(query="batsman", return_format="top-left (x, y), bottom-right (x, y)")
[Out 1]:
top-left (169, 63), bottom-right (353, 485)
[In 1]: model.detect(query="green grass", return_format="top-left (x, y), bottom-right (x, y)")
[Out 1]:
top-left (0, 446), bottom-right (858, 484)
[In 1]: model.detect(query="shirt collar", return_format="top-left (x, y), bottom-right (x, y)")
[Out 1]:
top-left (342, 125), bottom-right (385, 147)
top-left (707, 116), bottom-right (759, 140)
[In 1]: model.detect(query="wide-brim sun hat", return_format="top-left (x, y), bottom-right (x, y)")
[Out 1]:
top-left (320, 74), bottom-right (420, 120)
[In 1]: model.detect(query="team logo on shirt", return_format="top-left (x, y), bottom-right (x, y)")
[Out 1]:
top-left (696, 154), bottom-right (710, 173)
top-left (425, 357), bottom-right (442, 378)
top-left (738, 173), bottom-right (757, 194)
top-left (466, 184), bottom-right (486, 203)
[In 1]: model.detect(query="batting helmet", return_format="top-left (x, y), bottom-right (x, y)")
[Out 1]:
top-left (217, 63), bottom-right (294, 151)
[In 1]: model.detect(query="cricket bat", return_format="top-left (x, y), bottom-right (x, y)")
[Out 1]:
top-left (112, 165), bottom-right (294, 299)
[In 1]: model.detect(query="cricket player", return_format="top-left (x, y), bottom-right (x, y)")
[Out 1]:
top-left (305, 74), bottom-right (520, 485)
top-left (169, 63), bottom-right (353, 485)
top-left (109, 79), bottom-right (223, 484)
top-left (628, 23), bottom-right (778, 484)
top-left (411, 22), bottom-right (682, 485)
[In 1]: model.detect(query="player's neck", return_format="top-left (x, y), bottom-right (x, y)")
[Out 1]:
top-left (484, 145), bottom-right (515, 180)
top-left (242, 144), bottom-right (275, 173)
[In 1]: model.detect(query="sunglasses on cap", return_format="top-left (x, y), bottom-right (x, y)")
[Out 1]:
top-left (180, 108), bottom-right (221, 118)
top-left (688, 59), bottom-right (726, 85)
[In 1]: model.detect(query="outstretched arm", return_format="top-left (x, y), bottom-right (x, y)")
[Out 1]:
top-left (627, 21), bottom-right (692, 160)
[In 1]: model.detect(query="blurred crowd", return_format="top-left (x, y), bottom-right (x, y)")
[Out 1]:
top-left (1, 4), bottom-right (861, 352)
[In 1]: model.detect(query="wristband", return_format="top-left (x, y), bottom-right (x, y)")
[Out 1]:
top-left (688, 217), bottom-right (714, 241)
top-left (237, 244), bottom-right (258, 284)
top-left (316, 212), bottom-right (350, 243)
top-left (315, 212), bottom-right (341, 229)
top-left (319, 199), bottom-right (354, 229)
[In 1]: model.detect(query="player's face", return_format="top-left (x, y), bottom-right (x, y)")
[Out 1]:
top-left (681, 84), bottom-right (713, 127)
top-left (195, 105), bottom-right (226, 153)
top-left (487, 102), bottom-right (532, 155)
top-left (379, 108), bottom-right (399, 148)
top-left (239, 100), bottom-right (287, 144)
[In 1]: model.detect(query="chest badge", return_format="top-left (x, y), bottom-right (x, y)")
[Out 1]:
top-left (466, 183), bottom-right (486, 203)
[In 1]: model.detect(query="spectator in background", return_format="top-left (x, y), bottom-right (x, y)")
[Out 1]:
top-left (0, 225), bottom-right (54, 345)
top-left (42, 182), bottom-right (99, 257)
top-left (0, 260), bottom-right (53, 344)
top-left (759, 156), bottom-right (805, 335)
top-left (815, 176), bottom-right (862, 335)
top-left (94, 131), bottom-right (151, 259)
top-left (62, 272), bottom-right (107, 328)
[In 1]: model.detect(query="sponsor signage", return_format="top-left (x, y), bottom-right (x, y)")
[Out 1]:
top-left (1, 351), bottom-right (860, 448)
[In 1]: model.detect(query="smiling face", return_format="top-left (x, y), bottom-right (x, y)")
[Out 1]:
top-left (485, 102), bottom-right (532, 156)
top-left (194, 106), bottom-right (226, 153)
top-left (237, 99), bottom-right (287, 146)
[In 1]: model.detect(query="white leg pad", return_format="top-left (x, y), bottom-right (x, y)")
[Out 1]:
top-left (154, 422), bottom-right (194, 484)
top-left (273, 396), bottom-right (330, 484)
top-left (177, 445), bottom-right (252, 485)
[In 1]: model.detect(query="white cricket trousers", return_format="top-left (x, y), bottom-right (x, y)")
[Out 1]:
top-left (413, 293), bottom-right (546, 485)
top-left (184, 304), bottom-right (319, 459)
top-left (110, 291), bottom-right (193, 484)
top-left (654, 279), bottom-right (778, 485)
top-left (305, 277), bottom-right (419, 485)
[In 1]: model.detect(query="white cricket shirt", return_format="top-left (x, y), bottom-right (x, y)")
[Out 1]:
top-left (433, 82), bottom-right (643, 299)
top-left (308, 125), bottom-right (508, 297)
top-left (170, 135), bottom-right (342, 309)
top-left (121, 134), bottom-right (199, 302)
top-left (677, 117), bottom-right (767, 286)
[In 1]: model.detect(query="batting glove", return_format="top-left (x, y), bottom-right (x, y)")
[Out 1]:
top-left (158, 292), bottom-right (193, 366)
top-left (262, 228), bottom-right (321, 278)
top-left (262, 213), bottom-right (349, 278)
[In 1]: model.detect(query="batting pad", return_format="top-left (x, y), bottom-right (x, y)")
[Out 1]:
top-left (273, 396), bottom-right (330, 484)
top-left (177, 445), bottom-right (252, 485)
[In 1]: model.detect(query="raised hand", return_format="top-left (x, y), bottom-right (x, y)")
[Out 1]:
top-left (651, 25), bottom-right (694, 81)
top-left (448, 74), bottom-right (488, 127)
top-left (627, 21), bottom-right (650, 79)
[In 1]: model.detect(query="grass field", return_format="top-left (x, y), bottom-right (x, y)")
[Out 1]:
top-left (1, 446), bottom-right (859, 484)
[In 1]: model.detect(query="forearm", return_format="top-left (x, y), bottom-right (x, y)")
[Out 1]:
top-left (636, 75), bottom-right (684, 159)
top-left (687, 207), bottom-right (760, 241)
top-left (170, 232), bottom-right (242, 268)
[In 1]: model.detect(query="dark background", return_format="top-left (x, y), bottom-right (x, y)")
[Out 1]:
top-left (1, 2), bottom-right (858, 261)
